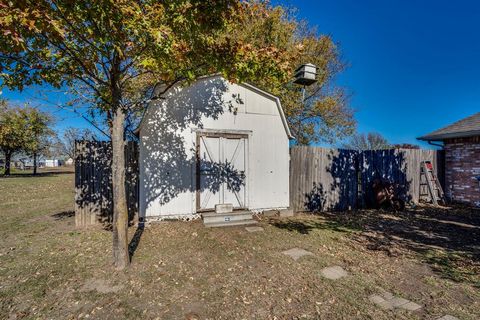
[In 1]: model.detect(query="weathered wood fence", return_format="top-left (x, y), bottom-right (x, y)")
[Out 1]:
top-left (290, 147), bottom-right (445, 212)
top-left (74, 140), bottom-right (139, 227)
top-left (76, 142), bottom-right (445, 222)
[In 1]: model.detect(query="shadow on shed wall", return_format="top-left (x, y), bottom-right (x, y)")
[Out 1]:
top-left (75, 77), bottom-right (245, 224)
top-left (140, 77), bottom-right (244, 216)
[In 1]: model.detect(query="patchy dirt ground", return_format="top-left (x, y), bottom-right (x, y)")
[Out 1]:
top-left (0, 172), bottom-right (479, 319)
top-left (316, 205), bottom-right (480, 287)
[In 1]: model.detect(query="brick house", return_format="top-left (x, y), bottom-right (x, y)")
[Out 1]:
top-left (418, 112), bottom-right (480, 206)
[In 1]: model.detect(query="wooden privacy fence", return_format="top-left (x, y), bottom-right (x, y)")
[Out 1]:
top-left (74, 140), bottom-right (139, 227)
top-left (290, 146), bottom-right (444, 212)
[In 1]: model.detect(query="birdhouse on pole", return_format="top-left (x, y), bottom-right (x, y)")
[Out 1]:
top-left (293, 63), bottom-right (318, 86)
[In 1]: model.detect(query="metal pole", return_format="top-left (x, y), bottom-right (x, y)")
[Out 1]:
top-left (297, 86), bottom-right (307, 143)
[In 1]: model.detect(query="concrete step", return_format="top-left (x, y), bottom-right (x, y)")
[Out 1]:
top-left (204, 219), bottom-right (258, 228)
top-left (202, 211), bottom-right (253, 224)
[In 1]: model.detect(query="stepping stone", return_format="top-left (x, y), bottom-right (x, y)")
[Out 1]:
top-left (245, 226), bottom-right (264, 232)
top-left (282, 248), bottom-right (313, 261)
top-left (320, 266), bottom-right (348, 280)
top-left (369, 295), bottom-right (394, 310)
top-left (389, 297), bottom-right (411, 308)
top-left (399, 301), bottom-right (422, 311)
top-left (378, 289), bottom-right (394, 300)
top-left (369, 291), bottom-right (422, 312)
top-left (436, 316), bottom-right (460, 320)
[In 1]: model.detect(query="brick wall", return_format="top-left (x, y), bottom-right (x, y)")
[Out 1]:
top-left (444, 136), bottom-right (480, 206)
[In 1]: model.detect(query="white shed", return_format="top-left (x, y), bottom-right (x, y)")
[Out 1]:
top-left (137, 75), bottom-right (292, 221)
top-left (45, 159), bottom-right (63, 167)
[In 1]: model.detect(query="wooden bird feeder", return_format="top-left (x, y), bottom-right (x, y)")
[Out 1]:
top-left (293, 63), bottom-right (318, 86)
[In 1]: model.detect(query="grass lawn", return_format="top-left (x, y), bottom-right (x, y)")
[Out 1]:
top-left (0, 172), bottom-right (479, 319)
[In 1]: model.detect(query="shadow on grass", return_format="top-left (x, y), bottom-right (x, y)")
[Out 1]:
top-left (1, 171), bottom-right (74, 178)
top-left (51, 210), bottom-right (75, 220)
top-left (129, 223), bottom-right (145, 262)
top-left (424, 250), bottom-right (480, 287)
top-left (270, 216), bottom-right (361, 235)
top-left (282, 205), bottom-right (480, 286)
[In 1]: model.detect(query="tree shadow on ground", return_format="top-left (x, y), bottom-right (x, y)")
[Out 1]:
top-left (319, 205), bottom-right (480, 286)
top-left (128, 223), bottom-right (144, 261)
top-left (270, 215), bottom-right (361, 235)
top-left (271, 205), bottom-right (480, 286)
top-left (1, 170), bottom-right (74, 178)
top-left (51, 210), bottom-right (75, 220)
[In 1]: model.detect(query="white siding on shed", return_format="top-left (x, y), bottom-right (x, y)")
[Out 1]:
top-left (45, 159), bottom-right (61, 167)
top-left (139, 76), bottom-right (290, 219)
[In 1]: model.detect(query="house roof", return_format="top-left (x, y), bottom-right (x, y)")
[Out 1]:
top-left (417, 112), bottom-right (480, 141)
top-left (135, 75), bottom-right (294, 140)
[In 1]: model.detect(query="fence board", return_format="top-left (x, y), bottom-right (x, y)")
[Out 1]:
top-left (74, 140), bottom-right (139, 227)
top-left (290, 146), bottom-right (359, 212)
top-left (290, 147), bottom-right (445, 212)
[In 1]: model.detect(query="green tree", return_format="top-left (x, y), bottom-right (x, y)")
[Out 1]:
top-left (0, 103), bottom-right (53, 175)
top-left (23, 108), bottom-right (54, 175)
top-left (341, 132), bottom-right (391, 151)
top-left (233, 6), bottom-right (356, 145)
top-left (0, 1), bottom-right (292, 269)
top-left (0, 103), bottom-right (29, 175)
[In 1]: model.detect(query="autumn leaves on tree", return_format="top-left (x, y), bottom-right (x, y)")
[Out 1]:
top-left (0, 1), bottom-right (354, 269)
top-left (234, 6), bottom-right (356, 145)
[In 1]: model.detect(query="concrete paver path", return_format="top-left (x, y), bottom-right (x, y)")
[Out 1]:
top-left (320, 266), bottom-right (349, 280)
top-left (436, 316), bottom-right (459, 320)
top-left (282, 248), bottom-right (314, 261)
top-left (369, 290), bottom-right (422, 311)
top-left (245, 226), bottom-right (264, 232)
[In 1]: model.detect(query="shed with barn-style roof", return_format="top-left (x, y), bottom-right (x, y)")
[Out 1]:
top-left (136, 75), bottom-right (293, 224)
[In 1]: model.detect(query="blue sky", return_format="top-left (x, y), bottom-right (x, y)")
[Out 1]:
top-left (278, 0), bottom-right (480, 147)
top-left (1, 85), bottom-right (96, 135)
top-left (2, 0), bottom-right (479, 147)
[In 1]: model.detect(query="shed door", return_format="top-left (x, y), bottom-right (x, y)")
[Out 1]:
top-left (197, 134), bottom-right (247, 211)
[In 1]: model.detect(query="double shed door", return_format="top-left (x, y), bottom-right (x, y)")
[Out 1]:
top-left (197, 132), bottom-right (248, 211)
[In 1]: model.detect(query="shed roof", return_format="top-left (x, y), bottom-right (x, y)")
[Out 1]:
top-left (417, 112), bottom-right (480, 141)
top-left (136, 75), bottom-right (294, 139)
top-left (239, 82), bottom-right (293, 139)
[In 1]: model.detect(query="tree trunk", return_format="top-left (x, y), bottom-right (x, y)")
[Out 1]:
top-left (111, 107), bottom-right (129, 269)
top-left (33, 152), bottom-right (37, 175)
top-left (4, 150), bottom-right (11, 176)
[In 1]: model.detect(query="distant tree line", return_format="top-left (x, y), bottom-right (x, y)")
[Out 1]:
top-left (0, 100), bottom-right (53, 175)
top-left (0, 99), bottom-right (98, 176)
top-left (341, 132), bottom-right (419, 151)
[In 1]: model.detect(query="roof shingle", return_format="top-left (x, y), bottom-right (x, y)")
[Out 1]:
top-left (418, 112), bottom-right (480, 141)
